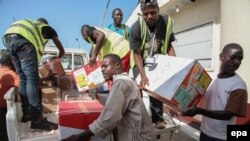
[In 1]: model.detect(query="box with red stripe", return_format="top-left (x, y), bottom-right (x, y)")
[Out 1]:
top-left (58, 101), bottom-right (104, 140)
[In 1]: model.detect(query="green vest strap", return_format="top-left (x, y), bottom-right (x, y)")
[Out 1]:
top-left (25, 20), bottom-right (47, 46)
top-left (121, 24), bottom-right (128, 40)
top-left (161, 16), bottom-right (174, 55)
top-left (139, 16), bottom-right (147, 53)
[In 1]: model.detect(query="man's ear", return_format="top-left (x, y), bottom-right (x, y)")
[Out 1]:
top-left (219, 53), bottom-right (223, 61)
top-left (116, 62), bottom-right (121, 70)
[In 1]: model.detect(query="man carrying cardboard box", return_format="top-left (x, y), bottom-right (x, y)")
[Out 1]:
top-left (129, 0), bottom-right (176, 129)
top-left (62, 54), bottom-right (155, 141)
top-left (182, 43), bottom-right (248, 141)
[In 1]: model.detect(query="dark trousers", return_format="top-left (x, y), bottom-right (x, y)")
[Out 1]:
top-left (200, 131), bottom-right (226, 141)
top-left (0, 108), bottom-right (8, 141)
top-left (133, 67), bottom-right (164, 123)
top-left (5, 34), bottom-right (42, 120)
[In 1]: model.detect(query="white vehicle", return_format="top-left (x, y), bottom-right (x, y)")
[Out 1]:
top-left (44, 45), bottom-right (89, 72)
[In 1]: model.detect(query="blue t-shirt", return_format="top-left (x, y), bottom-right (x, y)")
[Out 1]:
top-left (106, 24), bottom-right (130, 39)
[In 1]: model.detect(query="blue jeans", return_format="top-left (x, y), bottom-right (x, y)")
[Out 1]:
top-left (5, 35), bottom-right (42, 120)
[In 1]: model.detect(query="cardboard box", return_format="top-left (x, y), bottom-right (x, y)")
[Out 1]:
top-left (59, 101), bottom-right (104, 140)
top-left (72, 61), bottom-right (105, 92)
top-left (136, 55), bottom-right (212, 111)
top-left (56, 75), bottom-right (77, 91)
top-left (39, 63), bottom-right (51, 78)
top-left (49, 58), bottom-right (65, 76)
top-left (39, 57), bottom-right (65, 79)
top-left (41, 87), bottom-right (59, 112)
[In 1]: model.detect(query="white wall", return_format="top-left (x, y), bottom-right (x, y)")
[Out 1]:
top-left (168, 0), bottom-right (221, 73)
top-left (221, 0), bottom-right (250, 102)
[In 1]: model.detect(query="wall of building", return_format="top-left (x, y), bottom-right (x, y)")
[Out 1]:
top-left (221, 0), bottom-right (250, 102)
top-left (168, 0), bottom-right (221, 73)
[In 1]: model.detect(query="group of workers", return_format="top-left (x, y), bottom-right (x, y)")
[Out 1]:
top-left (0, 0), bottom-right (247, 141)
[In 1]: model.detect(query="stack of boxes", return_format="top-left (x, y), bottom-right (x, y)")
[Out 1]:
top-left (39, 57), bottom-right (66, 112)
top-left (39, 56), bottom-right (106, 141)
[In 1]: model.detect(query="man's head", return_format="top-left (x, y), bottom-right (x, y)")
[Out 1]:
top-left (37, 18), bottom-right (48, 24)
top-left (81, 24), bottom-right (91, 42)
top-left (140, 0), bottom-right (159, 28)
top-left (101, 54), bottom-right (122, 81)
top-left (0, 54), bottom-right (15, 71)
top-left (112, 8), bottom-right (123, 26)
top-left (219, 43), bottom-right (243, 76)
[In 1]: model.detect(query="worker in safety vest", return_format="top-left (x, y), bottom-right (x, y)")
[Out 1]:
top-left (2, 18), bottom-right (64, 131)
top-left (81, 25), bottom-right (131, 72)
top-left (129, 0), bottom-right (176, 129)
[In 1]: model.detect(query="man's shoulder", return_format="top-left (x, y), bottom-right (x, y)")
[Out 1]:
top-left (233, 74), bottom-right (247, 89)
top-left (159, 15), bottom-right (171, 23)
top-left (114, 73), bottom-right (132, 82)
top-left (106, 24), bottom-right (113, 29)
top-left (122, 24), bottom-right (130, 30)
top-left (130, 20), bottom-right (140, 31)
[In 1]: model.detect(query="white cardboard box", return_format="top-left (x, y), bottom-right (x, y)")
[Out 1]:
top-left (136, 55), bottom-right (212, 111)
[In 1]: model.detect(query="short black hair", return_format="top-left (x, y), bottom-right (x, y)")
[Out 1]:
top-left (140, 0), bottom-right (158, 10)
top-left (81, 24), bottom-right (91, 33)
top-left (112, 8), bottom-right (123, 17)
top-left (103, 54), bottom-right (122, 67)
top-left (0, 54), bottom-right (15, 71)
top-left (37, 18), bottom-right (48, 24)
top-left (222, 43), bottom-right (243, 54)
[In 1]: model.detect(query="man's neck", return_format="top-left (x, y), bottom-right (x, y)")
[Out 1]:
top-left (217, 72), bottom-right (236, 79)
top-left (114, 23), bottom-right (122, 28)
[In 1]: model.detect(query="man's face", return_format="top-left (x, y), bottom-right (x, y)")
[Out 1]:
top-left (220, 48), bottom-right (243, 75)
top-left (101, 58), bottom-right (117, 81)
top-left (113, 10), bottom-right (123, 25)
top-left (81, 29), bottom-right (88, 43)
top-left (142, 7), bottom-right (159, 27)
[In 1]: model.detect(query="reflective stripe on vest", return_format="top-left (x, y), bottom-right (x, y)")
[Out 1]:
top-left (3, 20), bottom-right (48, 62)
top-left (89, 27), bottom-right (130, 60)
top-left (139, 16), bottom-right (174, 55)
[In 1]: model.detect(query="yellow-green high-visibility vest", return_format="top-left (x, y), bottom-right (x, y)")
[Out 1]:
top-left (3, 19), bottom-right (49, 63)
top-left (121, 24), bottom-right (129, 40)
top-left (87, 27), bottom-right (131, 60)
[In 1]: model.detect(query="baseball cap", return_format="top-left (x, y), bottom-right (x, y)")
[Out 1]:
top-left (140, 0), bottom-right (159, 10)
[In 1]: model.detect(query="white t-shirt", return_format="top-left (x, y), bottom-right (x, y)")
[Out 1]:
top-left (200, 74), bottom-right (247, 140)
